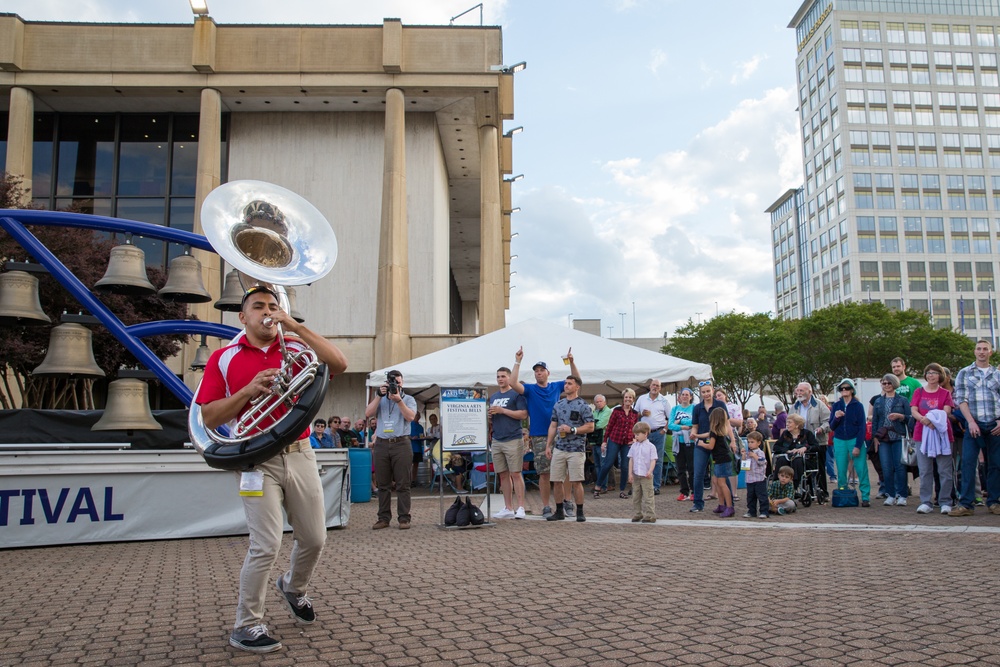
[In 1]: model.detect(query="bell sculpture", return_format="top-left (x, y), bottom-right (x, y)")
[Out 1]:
top-left (94, 241), bottom-right (156, 296)
top-left (213, 270), bottom-right (244, 311)
top-left (158, 250), bottom-right (212, 303)
top-left (285, 286), bottom-right (305, 323)
top-left (32, 323), bottom-right (106, 377)
top-left (0, 271), bottom-right (51, 326)
top-left (92, 378), bottom-right (162, 431)
top-left (190, 335), bottom-right (212, 370)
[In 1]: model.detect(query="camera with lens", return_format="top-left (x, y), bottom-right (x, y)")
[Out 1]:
top-left (379, 372), bottom-right (400, 397)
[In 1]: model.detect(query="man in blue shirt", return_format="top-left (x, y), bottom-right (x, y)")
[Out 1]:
top-left (364, 370), bottom-right (418, 530)
top-left (489, 367), bottom-right (528, 519)
top-left (511, 346), bottom-right (580, 519)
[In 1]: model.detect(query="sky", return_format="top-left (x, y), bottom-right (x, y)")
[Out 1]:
top-left (3, 0), bottom-right (807, 339)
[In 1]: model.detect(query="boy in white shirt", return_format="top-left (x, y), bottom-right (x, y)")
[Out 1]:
top-left (628, 422), bottom-right (658, 523)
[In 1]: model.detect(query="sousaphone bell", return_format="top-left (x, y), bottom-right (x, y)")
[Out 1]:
top-left (188, 180), bottom-right (338, 470)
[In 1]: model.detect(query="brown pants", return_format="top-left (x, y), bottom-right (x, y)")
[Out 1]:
top-left (374, 437), bottom-right (412, 523)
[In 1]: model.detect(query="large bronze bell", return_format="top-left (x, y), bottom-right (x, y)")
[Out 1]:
top-left (0, 271), bottom-right (51, 326)
top-left (94, 243), bottom-right (156, 296)
top-left (32, 323), bottom-right (106, 377)
top-left (92, 378), bottom-right (162, 431)
top-left (214, 270), bottom-right (244, 311)
top-left (158, 252), bottom-right (212, 303)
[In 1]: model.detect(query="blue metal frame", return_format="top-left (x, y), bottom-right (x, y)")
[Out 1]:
top-left (0, 210), bottom-right (240, 406)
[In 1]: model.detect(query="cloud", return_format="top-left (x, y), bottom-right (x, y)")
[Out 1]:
top-left (507, 87), bottom-right (802, 338)
top-left (730, 54), bottom-right (766, 84)
top-left (648, 48), bottom-right (668, 75)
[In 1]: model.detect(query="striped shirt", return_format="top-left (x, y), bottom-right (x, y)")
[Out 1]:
top-left (953, 362), bottom-right (1000, 423)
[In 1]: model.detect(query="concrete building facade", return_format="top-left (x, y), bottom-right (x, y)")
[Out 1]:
top-left (0, 14), bottom-right (520, 417)
top-left (772, 0), bottom-right (1000, 343)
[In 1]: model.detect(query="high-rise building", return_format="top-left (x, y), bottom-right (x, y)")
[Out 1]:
top-left (771, 0), bottom-right (1000, 343)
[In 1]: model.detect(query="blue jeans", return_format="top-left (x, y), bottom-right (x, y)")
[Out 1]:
top-left (597, 440), bottom-right (631, 491)
top-left (959, 424), bottom-right (1000, 509)
top-left (649, 430), bottom-right (666, 490)
top-left (692, 444), bottom-right (711, 510)
top-left (591, 444), bottom-right (603, 482)
top-left (877, 439), bottom-right (907, 499)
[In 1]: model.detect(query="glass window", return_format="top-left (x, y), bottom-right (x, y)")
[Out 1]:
top-left (862, 22), bottom-right (881, 43)
top-left (842, 21), bottom-right (859, 42)
top-left (977, 26), bottom-right (995, 47)
top-left (54, 114), bottom-right (116, 198)
top-left (908, 24), bottom-right (926, 44)
top-left (932, 24), bottom-right (950, 46)
top-left (32, 114), bottom-right (56, 203)
top-left (117, 114), bottom-right (169, 197)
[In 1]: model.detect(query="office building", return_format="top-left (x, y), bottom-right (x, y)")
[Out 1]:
top-left (0, 13), bottom-right (520, 415)
top-left (771, 0), bottom-right (1000, 341)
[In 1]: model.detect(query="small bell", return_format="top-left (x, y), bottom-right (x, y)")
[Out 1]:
top-left (158, 250), bottom-right (212, 303)
top-left (92, 378), bottom-right (162, 431)
top-left (94, 241), bottom-right (156, 296)
top-left (214, 270), bottom-right (244, 312)
top-left (0, 271), bottom-right (51, 326)
top-left (32, 323), bottom-right (106, 377)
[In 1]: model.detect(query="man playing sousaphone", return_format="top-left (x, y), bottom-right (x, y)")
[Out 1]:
top-left (196, 285), bottom-right (347, 653)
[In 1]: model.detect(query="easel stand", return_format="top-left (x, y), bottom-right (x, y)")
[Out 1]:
top-left (435, 442), bottom-right (495, 530)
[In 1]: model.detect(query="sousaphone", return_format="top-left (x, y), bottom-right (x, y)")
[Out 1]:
top-left (189, 180), bottom-right (338, 470)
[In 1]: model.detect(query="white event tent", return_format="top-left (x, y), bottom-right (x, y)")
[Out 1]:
top-left (366, 318), bottom-right (713, 405)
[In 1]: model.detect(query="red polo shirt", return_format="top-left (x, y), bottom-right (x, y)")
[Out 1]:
top-left (195, 333), bottom-right (311, 440)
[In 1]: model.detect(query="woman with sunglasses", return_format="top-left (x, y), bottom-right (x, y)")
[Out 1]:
top-left (830, 378), bottom-right (871, 506)
top-left (871, 374), bottom-right (910, 506)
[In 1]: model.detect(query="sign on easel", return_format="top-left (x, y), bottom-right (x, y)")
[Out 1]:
top-left (440, 387), bottom-right (488, 451)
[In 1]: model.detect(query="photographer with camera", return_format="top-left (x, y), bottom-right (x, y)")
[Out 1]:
top-left (365, 369), bottom-right (418, 530)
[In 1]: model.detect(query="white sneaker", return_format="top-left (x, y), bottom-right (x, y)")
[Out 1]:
top-left (493, 508), bottom-right (515, 520)
top-left (940, 505), bottom-right (952, 514)
top-left (883, 497), bottom-right (895, 506)
top-left (514, 506), bottom-right (525, 519)
top-left (896, 497), bottom-right (907, 506)
top-left (916, 503), bottom-right (932, 514)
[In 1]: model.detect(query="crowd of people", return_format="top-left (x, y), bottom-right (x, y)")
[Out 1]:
top-left (206, 285), bottom-right (1000, 657)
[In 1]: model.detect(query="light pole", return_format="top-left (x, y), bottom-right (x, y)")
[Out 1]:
top-left (715, 301), bottom-right (719, 318)
top-left (568, 313), bottom-right (573, 328)
top-left (607, 324), bottom-right (614, 338)
top-left (618, 311), bottom-right (626, 336)
top-left (632, 301), bottom-right (636, 337)
top-left (695, 312), bottom-right (703, 324)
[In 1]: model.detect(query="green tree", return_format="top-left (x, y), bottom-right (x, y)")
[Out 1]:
top-left (0, 173), bottom-right (189, 409)
top-left (664, 312), bottom-right (776, 408)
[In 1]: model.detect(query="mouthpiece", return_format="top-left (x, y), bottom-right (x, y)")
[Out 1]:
top-left (263, 317), bottom-right (274, 327)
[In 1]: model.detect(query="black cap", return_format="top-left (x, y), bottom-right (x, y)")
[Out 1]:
top-left (532, 361), bottom-right (548, 371)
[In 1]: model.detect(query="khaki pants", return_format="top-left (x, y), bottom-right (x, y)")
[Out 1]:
top-left (235, 442), bottom-right (326, 629)
top-left (631, 475), bottom-right (655, 520)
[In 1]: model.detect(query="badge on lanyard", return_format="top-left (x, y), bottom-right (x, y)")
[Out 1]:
top-left (240, 470), bottom-right (264, 497)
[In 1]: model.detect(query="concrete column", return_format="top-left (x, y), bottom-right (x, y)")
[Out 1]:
top-left (374, 88), bottom-right (411, 368)
top-left (6, 87), bottom-right (34, 204)
top-left (183, 88), bottom-right (223, 389)
top-left (478, 124), bottom-right (504, 334)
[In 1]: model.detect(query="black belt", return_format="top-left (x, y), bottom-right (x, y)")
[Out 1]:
top-left (377, 436), bottom-right (409, 443)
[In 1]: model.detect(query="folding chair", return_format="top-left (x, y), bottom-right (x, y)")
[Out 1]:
top-left (521, 450), bottom-right (539, 490)
top-left (428, 444), bottom-right (461, 494)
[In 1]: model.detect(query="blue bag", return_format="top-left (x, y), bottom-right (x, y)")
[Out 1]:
top-left (831, 487), bottom-right (859, 508)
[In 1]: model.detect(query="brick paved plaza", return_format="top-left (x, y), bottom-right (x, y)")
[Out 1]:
top-left (2, 484), bottom-right (999, 667)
